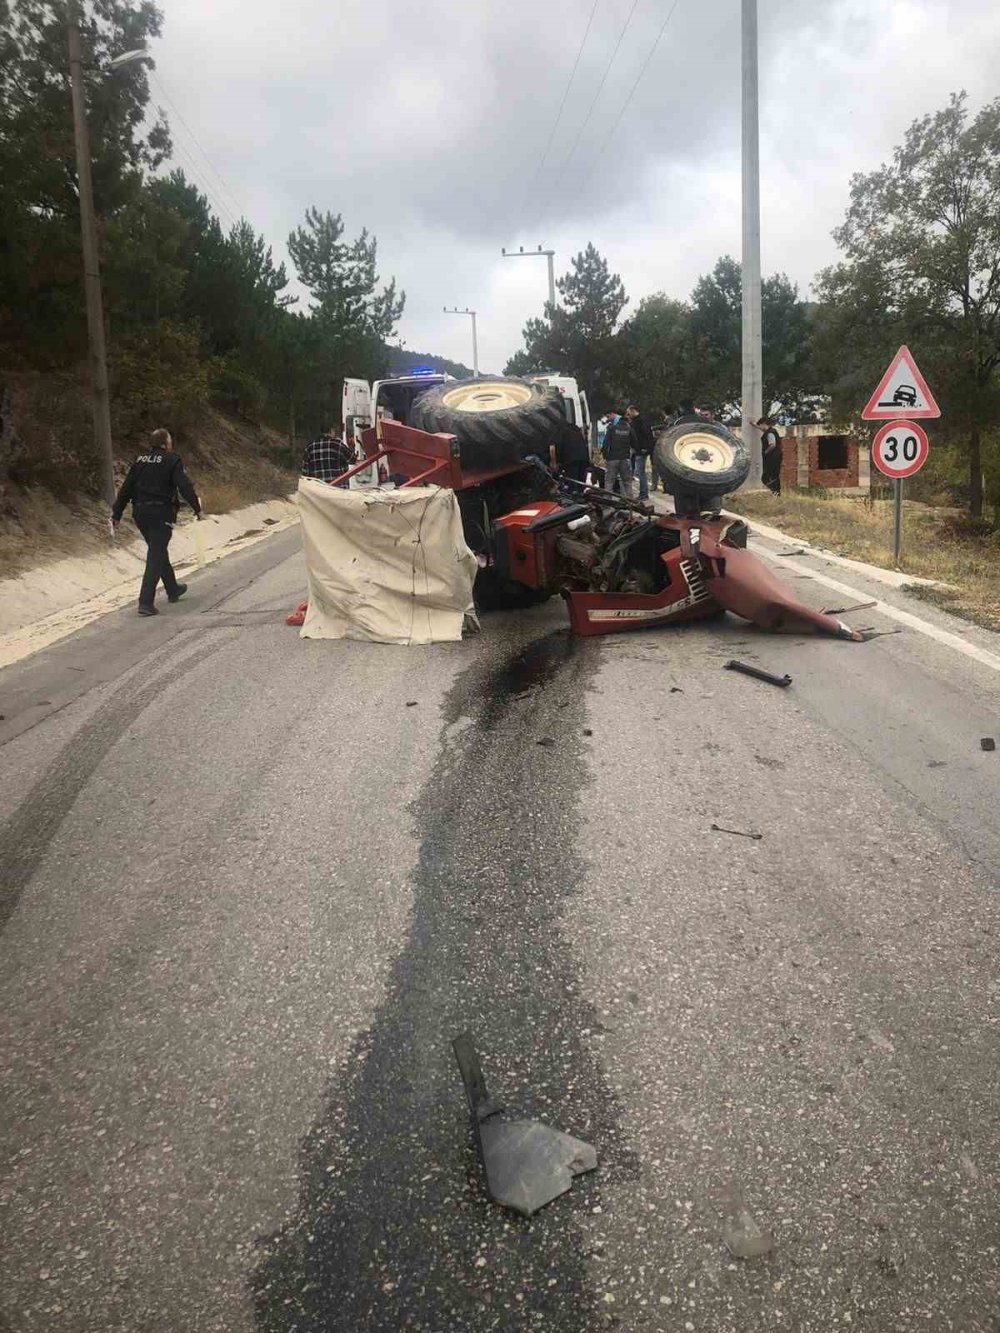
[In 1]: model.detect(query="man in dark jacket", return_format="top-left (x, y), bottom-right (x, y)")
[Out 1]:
top-left (548, 413), bottom-right (591, 484)
top-left (112, 428), bottom-right (201, 617)
top-left (625, 404), bottom-right (654, 501)
top-left (602, 410), bottom-right (634, 499)
top-left (753, 417), bottom-right (782, 493)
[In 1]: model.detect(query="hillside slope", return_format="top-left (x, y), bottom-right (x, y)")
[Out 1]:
top-left (0, 369), bottom-right (296, 578)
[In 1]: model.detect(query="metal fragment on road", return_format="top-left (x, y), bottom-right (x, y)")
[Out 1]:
top-left (710, 823), bottom-right (763, 841)
top-left (981, 738), bottom-right (996, 752)
top-left (722, 1208), bottom-right (774, 1259)
top-left (452, 1033), bottom-right (597, 1218)
top-left (822, 600), bottom-right (878, 616)
top-left (724, 660), bottom-right (792, 688)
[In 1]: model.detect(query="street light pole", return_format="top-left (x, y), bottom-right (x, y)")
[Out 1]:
top-left (741, 0), bottom-right (764, 489)
top-left (443, 307), bottom-right (479, 376)
top-left (67, 0), bottom-right (115, 506)
top-left (501, 245), bottom-right (557, 312)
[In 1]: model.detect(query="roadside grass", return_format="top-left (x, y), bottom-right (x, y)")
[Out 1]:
top-left (730, 489), bottom-right (1000, 632)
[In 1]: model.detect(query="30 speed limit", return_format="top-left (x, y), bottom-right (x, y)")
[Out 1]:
top-left (871, 419), bottom-right (929, 479)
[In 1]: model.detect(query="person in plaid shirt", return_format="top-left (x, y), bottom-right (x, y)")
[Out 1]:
top-left (300, 427), bottom-right (354, 484)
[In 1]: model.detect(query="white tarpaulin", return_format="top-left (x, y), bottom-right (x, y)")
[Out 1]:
top-left (296, 478), bottom-right (478, 645)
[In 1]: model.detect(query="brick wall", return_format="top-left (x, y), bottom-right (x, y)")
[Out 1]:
top-left (780, 439), bottom-right (798, 491)
top-left (778, 431), bottom-right (862, 490)
top-left (807, 438), bottom-right (859, 489)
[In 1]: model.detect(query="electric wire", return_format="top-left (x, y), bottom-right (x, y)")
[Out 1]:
top-left (584, 0), bottom-right (683, 187)
top-left (550, 0), bottom-right (643, 189)
top-left (533, 0), bottom-right (602, 180)
top-left (150, 70), bottom-right (246, 222)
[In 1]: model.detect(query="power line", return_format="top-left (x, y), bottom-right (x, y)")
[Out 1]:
top-left (150, 70), bottom-right (246, 221)
top-left (551, 0), bottom-right (643, 189)
top-left (533, 0), bottom-right (602, 180)
top-left (584, 0), bottom-right (683, 187)
top-left (163, 131), bottom-right (239, 230)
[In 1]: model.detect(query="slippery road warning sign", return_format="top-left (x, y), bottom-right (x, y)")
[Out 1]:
top-left (862, 345), bottom-right (940, 420)
top-left (871, 420), bottom-right (929, 479)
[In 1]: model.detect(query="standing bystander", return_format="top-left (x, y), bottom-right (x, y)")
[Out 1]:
top-left (602, 409), bottom-right (635, 499)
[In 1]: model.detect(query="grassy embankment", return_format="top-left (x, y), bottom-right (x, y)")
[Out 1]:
top-left (731, 490), bottom-right (1000, 631)
top-left (0, 377), bottom-right (297, 580)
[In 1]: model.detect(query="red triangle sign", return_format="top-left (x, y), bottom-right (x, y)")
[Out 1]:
top-left (861, 345), bottom-right (940, 420)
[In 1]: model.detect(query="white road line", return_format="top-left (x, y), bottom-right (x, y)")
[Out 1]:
top-left (756, 548), bottom-right (1000, 673)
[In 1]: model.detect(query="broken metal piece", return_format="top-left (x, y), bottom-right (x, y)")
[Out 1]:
top-left (711, 823), bottom-right (763, 841)
top-left (775, 548), bottom-right (806, 557)
top-left (858, 627), bottom-right (903, 641)
top-left (452, 1032), bottom-right (597, 1217)
top-left (724, 659), bottom-right (792, 688)
top-left (722, 1208), bottom-right (775, 1259)
top-left (822, 600), bottom-right (877, 615)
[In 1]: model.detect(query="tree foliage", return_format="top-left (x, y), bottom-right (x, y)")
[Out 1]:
top-left (815, 92), bottom-right (1000, 514)
top-left (506, 247), bottom-right (818, 424)
top-left (0, 0), bottom-right (405, 466)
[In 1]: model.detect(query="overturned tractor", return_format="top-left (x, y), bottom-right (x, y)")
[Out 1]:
top-left (293, 376), bottom-right (861, 643)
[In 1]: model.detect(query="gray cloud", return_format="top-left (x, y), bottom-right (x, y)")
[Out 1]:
top-left (155, 0), bottom-right (1000, 372)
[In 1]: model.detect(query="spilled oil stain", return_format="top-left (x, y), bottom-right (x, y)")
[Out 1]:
top-left (251, 624), bottom-right (635, 1331)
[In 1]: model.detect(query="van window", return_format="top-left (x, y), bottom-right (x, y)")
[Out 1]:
top-left (563, 399), bottom-right (576, 425)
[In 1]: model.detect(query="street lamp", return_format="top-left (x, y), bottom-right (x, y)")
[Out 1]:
top-left (443, 307), bottom-right (479, 377)
top-left (66, 3), bottom-right (150, 505)
top-left (501, 245), bottom-right (556, 312)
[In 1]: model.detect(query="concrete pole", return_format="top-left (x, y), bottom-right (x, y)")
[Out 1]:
top-left (443, 307), bottom-right (479, 376)
top-left (67, 0), bottom-right (116, 506)
top-left (501, 247), bottom-right (557, 315)
top-left (740, 0), bottom-right (764, 489)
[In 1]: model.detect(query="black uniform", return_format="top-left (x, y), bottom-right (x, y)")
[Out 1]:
top-left (554, 418), bottom-right (591, 483)
top-left (113, 448), bottom-right (201, 608)
top-left (761, 425), bottom-right (782, 494)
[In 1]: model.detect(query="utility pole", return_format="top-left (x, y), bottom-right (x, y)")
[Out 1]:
top-left (443, 307), bottom-right (479, 376)
top-left (501, 245), bottom-right (556, 312)
top-left (67, 0), bottom-right (115, 506)
top-left (741, 0), bottom-right (764, 489)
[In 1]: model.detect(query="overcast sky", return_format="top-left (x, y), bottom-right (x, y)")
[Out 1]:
top-left (151, 0), bottom-right (1000, 375)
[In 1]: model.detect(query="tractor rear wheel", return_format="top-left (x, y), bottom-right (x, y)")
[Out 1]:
top-left (411, 376), bottom-right (566, 472)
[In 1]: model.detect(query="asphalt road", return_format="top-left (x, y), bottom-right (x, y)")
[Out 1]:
top-left (1, 523), bottom-right (999, 1332)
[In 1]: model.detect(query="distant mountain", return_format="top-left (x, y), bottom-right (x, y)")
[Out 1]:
top-left (383, 345), bottom-right (474, 379)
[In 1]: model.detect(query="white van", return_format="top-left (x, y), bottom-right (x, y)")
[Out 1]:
top-left (522, 373), bottom-right (592, 446)
top-left (341, 370), bottom-right (453, 486)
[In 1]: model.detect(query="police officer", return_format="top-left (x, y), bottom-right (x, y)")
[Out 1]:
top-left (111, 427), bottom-right (202, 617)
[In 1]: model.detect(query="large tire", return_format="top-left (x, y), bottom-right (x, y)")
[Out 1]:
top-left (411, 376), bottom-right (566, 472)
top-left (653, 421), bottom-right (750, 496)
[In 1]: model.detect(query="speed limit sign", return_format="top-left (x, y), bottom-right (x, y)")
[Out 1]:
top-left (871, 420), bottom-right (929, 479)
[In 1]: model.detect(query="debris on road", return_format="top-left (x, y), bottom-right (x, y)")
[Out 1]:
top-left (981, 737), bottom-right (996, 752)
top-left (858, 627), bottom-right (904, 641)
top-left (711, 823), bottom-right (764, 841)
top-left (822, 600), bottom-right (878, 615)
top-left (722, 1207), bottom-right (775, 1260)
top-left (775, 548), bottom-right (807, 558)
top-left (583, 728), bottom-right (593, 737)
top-left (406, 700), bottom-right (418, 707)
top-left (452, 1033), bottom-right (597, 1218)
top-left (670, 686), bottom-right (683, 693)
top-left (724, 660), bottom-right (792, 688)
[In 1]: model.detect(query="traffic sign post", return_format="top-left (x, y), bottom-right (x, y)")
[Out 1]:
top-left (862, 347), bottom-right (938, 568)
top-left (870, 420), bottom-right (930, 564)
